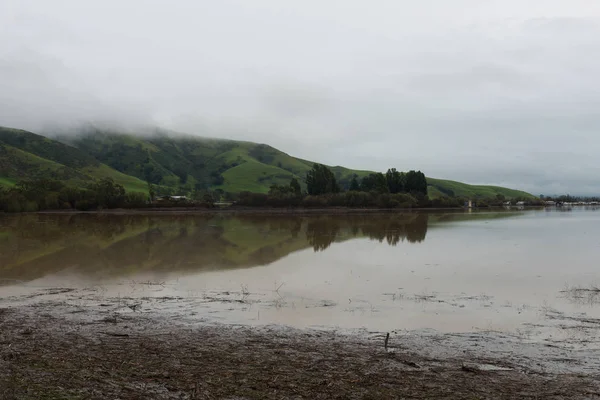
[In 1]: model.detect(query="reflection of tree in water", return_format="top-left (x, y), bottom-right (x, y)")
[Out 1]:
top-left (0, 213), bottom-right (430, 283)
top-left (290, 218), bottom-right (302, 239)
top-left (302, 214), bottom-right (428, 251)
top-left (353, 214), bottom-right (428, 246)
top-left (405, 214), bottom-right (428, 243)
top-left (305, 218), bottom-right (341, 251)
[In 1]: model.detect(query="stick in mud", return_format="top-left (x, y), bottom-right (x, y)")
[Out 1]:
top-left (384, 332), bottom-right (390, 351)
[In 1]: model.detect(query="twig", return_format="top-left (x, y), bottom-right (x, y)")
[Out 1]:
top-left (461, 364), bottom-right (480, 373)
top-left (100, 332), bottom-right (130, 337)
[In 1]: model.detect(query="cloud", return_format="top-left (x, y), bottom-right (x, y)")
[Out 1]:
top-left (2, 0), bottom-right (600, 194)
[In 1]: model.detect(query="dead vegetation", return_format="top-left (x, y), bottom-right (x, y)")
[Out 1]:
top-left (562, 284), bottom-right (600, 305)
top-left (1, 307), bottom-right (599, 400)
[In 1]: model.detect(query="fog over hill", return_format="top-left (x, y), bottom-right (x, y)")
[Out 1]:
top-left (2, 1), bottom-right (600, 194)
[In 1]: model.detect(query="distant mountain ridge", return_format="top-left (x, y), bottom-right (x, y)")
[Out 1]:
top-left (0, 127), bottom-right (148, 192)
top-left (0, 125), bottom-right (535, 199)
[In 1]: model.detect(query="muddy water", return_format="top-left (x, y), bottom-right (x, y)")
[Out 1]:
top-left (1, 209), bottom-right (600, 344)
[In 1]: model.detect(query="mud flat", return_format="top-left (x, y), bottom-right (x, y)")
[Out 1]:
top-left (2, 289), bottom-right (600, 400)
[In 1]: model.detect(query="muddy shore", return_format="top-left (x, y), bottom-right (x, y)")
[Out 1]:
top-left (2, 295), bottom-right (599, 399)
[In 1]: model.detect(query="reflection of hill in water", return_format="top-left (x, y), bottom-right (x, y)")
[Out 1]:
top-left (0, 211), bottom-right (522, 283)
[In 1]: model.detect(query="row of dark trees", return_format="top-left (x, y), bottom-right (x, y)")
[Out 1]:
top-left (238, 164), bottom-right (538, 209)
top-left (239, 190), bottom-right (420, 209)
top-left (237, 164), bottom-right (430, 208)
top-left (238, 164), bottom-right (429, 208)
top-left (307, 164), bottom-right (428, 197)
top-left (351, 169), bottom-right (428, 195)
top-left (0, 178), bottom-right (148, 213)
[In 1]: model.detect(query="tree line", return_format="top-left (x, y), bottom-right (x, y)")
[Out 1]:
top-left (0, 178), bottom-right (149, 213)
top-left (238, 164), bottom-right (430, 208)
top-left (237, 164), bottom-right (540, 209)
top-left (0, 164), bottom-right (533, 213)
top-left (305, 165), bottom-right (428, 197)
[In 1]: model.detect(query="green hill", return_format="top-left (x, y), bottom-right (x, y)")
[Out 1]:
top-left (0, 127), bottom-right (149, 193)
top-left (0, 125), bottom-right (534, 199)
top-left (427, 178), bottom-right (535, 200)
top-left (60, 127), bottom-right (533, 199)
top-left (57, 128), bottom-right (373, 194)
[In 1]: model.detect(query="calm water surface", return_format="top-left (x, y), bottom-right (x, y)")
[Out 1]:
top-left (2, 209), bottom-right (599, 337)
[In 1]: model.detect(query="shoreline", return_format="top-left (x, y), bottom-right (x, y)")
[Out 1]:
top-left (2, 303), bottom-right (599, 399)
top-left (2, 288), bottom-right (599, 399)
top-left (11, 205), bottom-right (541, 216)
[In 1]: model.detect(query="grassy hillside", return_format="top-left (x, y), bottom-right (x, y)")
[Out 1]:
top-left (427, 178), bottom-right (535, 200)
top-left (82, 164), bottom-right (149, 193)
top-left (0, 127), bottom-right (149, 193)
top-left (58, 129), bottom-right (307, 194)
top-left (57, 129), bottom-right (391, 195)
top-left (0, 125), bottom-right (534, 199)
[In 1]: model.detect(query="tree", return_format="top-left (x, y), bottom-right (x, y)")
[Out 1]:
top-left (203, 192), bottom-right (216, 207)
top-left (173, 166), bottom-right (188, 184)
top-left (360, 173), bottom-right (388, 193)
top-left (143, 164), bottom-right (162, 184)
top-left (269, 184), bottom-right (291, 196)
top-left (405, 170), bottom-right (428, 195)
top-left (210, 171), bottom-right (225, 185)
top-left (349, 175), bottom-right (360, 191)
top-left (90, 178), bottom-right (126, 208)
top-left (148, 182), bottom-right (156, 201)
top-left (290, 177), bottom-right (302, 197)
top-left (385, 168), bottom-right (405, 194)
top-left (306, 164), bottom-right (340, 195)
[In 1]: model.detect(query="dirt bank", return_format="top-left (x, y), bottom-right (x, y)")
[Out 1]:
top-left (1, 304), bottom-right (599, 400)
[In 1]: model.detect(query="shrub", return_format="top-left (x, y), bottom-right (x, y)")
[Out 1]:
top-left (125, 192), bottom-right (148, 208)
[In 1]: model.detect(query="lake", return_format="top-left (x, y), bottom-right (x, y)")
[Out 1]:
top-left (2, 209), bottom-right (600, 344)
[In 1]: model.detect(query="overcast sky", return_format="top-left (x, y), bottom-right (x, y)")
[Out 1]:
top-left (2, 1), bottom-right (600, 194)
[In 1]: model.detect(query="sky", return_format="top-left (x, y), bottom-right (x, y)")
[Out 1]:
top-left (2, 1), bottom-right (600, 195)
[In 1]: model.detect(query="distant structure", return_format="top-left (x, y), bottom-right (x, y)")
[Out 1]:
top-left (157, 195), bottom-right (189, 202)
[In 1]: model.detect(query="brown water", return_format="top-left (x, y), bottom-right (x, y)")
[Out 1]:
top-left (2, 209), bottom-right (600, 343)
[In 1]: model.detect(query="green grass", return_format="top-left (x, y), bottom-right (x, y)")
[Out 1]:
top-left (83, 164), bottom-right (149, 193)
top-left (7, 146), bottom-right (67, 171)
top-left (0, 144), bottom-right (82, 185)
top-left (0, 177), bottom-right (16, 187)
top-left (0, 128), bottom-right (150, 194)
top-left (218, 160), bottom-right (299, 193)
top-left (428, 178), bottom-right (534, 199)
top-left (427, 185), bottom-right (445, 199)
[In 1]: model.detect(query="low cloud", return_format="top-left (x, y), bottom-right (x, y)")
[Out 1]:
top-left (2, 1), bottom-right (600, 194)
